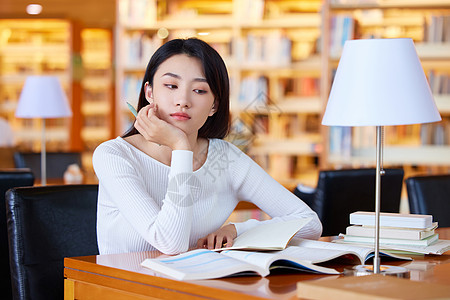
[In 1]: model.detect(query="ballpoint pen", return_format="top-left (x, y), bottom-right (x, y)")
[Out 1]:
top-left (126, 101), bottom-right (138, 117)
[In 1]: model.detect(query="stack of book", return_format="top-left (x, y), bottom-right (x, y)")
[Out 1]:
top-left (339, 211), bottom-right (439, 248)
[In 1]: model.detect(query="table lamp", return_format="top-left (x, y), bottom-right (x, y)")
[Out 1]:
top-left (322, 38), bottom-right (441, 275)
top-left (15, 76), bottom-right (72, 185)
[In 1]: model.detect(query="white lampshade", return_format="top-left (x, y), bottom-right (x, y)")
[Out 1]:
top-left (15, 76), bottom-right (72, 119)
top-left (322, 38), bottom-right (441, 126)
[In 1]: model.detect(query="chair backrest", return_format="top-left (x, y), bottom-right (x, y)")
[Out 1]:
top-left (0, 169), bottom-right (34, 300)
top-left (313, 168), bottom-right (404, 236)
top-left (13, 152), bottom-right (82, 179)
top-left (405, 174), bottom-right (450, 228)
top-left (6, 184), bottom-right (99, 300)
top-left (0, 147), bottom-right (17, 168)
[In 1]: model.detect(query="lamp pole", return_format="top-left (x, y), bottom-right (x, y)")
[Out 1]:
top-left (41, 119), bottom-right (47, 186)
top-left (374, 125), bottom-right (384, 274)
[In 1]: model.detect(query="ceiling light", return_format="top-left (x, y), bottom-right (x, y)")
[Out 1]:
top-left (157, 28), bottom-right (169, 39)
top-left (26, 4), bottom-right (43, 15)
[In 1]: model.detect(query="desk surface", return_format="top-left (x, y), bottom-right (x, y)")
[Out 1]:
top-left (64, 228), bottom-right (450, 300)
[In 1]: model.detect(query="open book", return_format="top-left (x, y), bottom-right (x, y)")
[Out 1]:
top-left (140, 239), bottom-right (410, 281)
top-left (214, 217), bottom-right (313, 251)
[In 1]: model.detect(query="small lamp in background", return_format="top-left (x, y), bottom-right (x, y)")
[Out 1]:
top-left (322, 38), bottom-right (441, 275)
top-left (15, 76), bottom-right (72, 185)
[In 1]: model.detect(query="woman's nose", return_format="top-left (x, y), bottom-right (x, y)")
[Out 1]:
top-left (175, 89), bottom-right (191, 108)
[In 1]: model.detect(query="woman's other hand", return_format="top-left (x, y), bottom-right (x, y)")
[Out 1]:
top-left (196, 224), bottom-right (237, 250)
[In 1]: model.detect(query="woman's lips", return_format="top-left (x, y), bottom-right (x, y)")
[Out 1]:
top-left (170, 112), bottom-right (191, 120)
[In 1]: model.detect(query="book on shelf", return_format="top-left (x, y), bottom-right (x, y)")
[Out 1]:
top-left (118, 0), bottom-right (157, 27)
top-left (238, 76), bottom-right (268, 108)
top-left (339, 233), bottom-right (439, 247)
top-left (241, 31), bottom-right (291, 66)
top-left (140, 238), bottom-right (410, 281)
top-left (425, 15), bottom-right (450, 43)
top-left (328, 126), bottom-right (352, 158)
top-left (345, 223), bottom-right (438, 240)
top-left (123, 32), bottom-right (162, 68)
top-left (237, 0), bottom-right (264, 24)
top-left (329, 15), bottom-right (355, 58)
top-left (297, 274), bottom-right (450, 300)
top-left (349, 211), bottom-right (433, 229)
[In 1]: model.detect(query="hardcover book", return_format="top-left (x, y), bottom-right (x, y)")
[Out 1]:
top-left (339, 233), bottom-right (439, 247)
top-left (334, 238), bottom-right (450, 255)
top-left (345, 223), bottom-right (437, 240)
top-left (349, 211), bottom-right (433, 229)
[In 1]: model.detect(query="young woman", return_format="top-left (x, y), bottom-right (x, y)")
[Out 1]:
top-left (93, 38), bottom-right (322, 255)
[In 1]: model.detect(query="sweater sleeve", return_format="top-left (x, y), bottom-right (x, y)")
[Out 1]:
top-left (228, 144), bottom-right (323, 240)
top-left (93, 142), bottom-right (195, 254)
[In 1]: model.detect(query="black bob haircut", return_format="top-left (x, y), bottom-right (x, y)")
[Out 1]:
top-left (122, 38), bottom-right (230, 139)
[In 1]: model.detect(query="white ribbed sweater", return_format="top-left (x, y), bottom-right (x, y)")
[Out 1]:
top-left (93, 137), bottom-right (322, 255)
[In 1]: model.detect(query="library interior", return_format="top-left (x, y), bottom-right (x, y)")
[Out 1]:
top-left (1, 0), bottom-right (450, 299)
top-left (1, 0), bottom-right (449, 210)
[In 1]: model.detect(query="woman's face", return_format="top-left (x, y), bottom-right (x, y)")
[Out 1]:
top-left (145, 54), bottom-right (216, 137)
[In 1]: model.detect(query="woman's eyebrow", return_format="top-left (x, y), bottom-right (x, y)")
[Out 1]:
top-left (162, 72), bottom-right (207, 83)
top-left (162, 72), bottom-right (181, 79)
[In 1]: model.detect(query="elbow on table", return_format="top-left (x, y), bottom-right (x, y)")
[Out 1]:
top-left (304, 216), bottom-right (323, 240)
top-left (313, 221), bottom-right (323, 240)
top-left (155, 242), bottom-right (190, 255)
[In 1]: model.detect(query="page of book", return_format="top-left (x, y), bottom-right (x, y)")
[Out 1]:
top-left (222, 247), bottom-right (340, 275)
top-left (215, 217), bottom-right (312, 251)
top-left (289, 238), bottom-right (371, 262)
top-left (289, 238), bottom-right (411, 262)
top-left (141, 249), bottom-right (268, 280)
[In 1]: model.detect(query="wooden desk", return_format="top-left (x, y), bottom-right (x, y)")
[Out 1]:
top-left (64, 228), bottom-right (450, 300)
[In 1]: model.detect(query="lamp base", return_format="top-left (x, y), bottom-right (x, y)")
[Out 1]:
top-left (344, 265), bottom-right (410, 278)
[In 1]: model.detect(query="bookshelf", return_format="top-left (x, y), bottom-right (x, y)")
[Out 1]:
top-left (115, 0), bottom-right (324, 188)
top-left (321, 0), bottom-right (450, 173)
top-left (0, 19), bottom-right (73, 152)
top-left (80, 28), bottom-right (115, 170)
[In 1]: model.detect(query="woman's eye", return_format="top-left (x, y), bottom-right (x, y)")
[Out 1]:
top-left (194, 89), bottom-right (207, 95)
top-left (165, 84), bottom-right (177, 89)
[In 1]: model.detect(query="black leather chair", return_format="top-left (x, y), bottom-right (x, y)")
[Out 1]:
top-left (294, 168), bottom-right (404, 236)
top-left (0, 147), bottom-right (17, 168)
top-left (0, 169), bottom-right (34, 300)
top-left (405, 174), bottom-right (450, 228)
top-left (6, 184), bottom-right (99, 300)
top-left (13, 152), bottom-right (82, 180)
